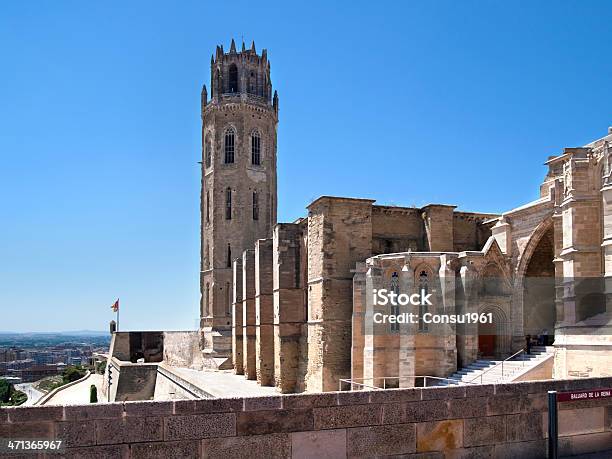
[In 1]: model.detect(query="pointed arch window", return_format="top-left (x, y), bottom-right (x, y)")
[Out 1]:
top-left (228, 64), bottom-right (238, 93)
top-left (205, 282), bottom-right (210, 316)
top-left (252, 191), bottom-right (259, 220)
top-left (205, 135), bottom-right (212, 168)
top-left (224, 128), bottom-right (235, 164)
top-left (251, 131), bottom-right (261, 165)
top-left (226, 282), bottom-right (232, 316)
top-left (390, 272), bottom-right (400, 333)
top-left (227, 243), bottom-right (232, 268)
top-left (225, 188), bottom-right (232, 220)
top-left (418, 270), bottom-right (429, 332)
top-left (206, 191), bottom-right (210, 223)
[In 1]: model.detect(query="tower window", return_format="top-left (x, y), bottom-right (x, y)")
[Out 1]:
top-left (252, 191), bottom-right (259, 220)
top-left (204, 242), bottom-right (210, 269)
top-left (205, 282), bottom-right (210, 316)
top-left (224, 129), bottom-right (235, 164)
top-left (227, 243), bottom-right (232, 268)
top-left (226, 282), bottom-right (231, 316)
top-left (225, 188), bottom-right (232, 220)
top-left (206, 191), bottom-right (210, 223)
top-left (418, 270), bottom-right (429, 332)
top-left (390, 272), bottom-right (400, 333)
top-left (251, 131), bottom-right (261, 165)
top-left (205, 136), bottom-right (212, 168)
top-left (228, 64), bottom-right (238, 93)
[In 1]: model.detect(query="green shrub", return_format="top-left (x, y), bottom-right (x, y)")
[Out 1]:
top-left (89, 384), bottom-right (98, 403)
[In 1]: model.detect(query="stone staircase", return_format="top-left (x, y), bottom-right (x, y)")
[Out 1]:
top-left (435, 346), bottom-right (555, 386)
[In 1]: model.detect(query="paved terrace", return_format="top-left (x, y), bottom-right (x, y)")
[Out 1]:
top-left (167, 368), bottom-right (278, 398)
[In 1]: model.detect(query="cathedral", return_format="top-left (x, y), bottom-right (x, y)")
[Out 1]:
top-left (200, 41), bottom-right (612, 394)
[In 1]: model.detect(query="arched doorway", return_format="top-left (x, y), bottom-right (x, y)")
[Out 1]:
top-left (478, 306), bottom-right (509, 358)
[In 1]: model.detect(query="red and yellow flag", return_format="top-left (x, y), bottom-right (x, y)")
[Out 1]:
top-left (111, 299), bottom-right (119, 312)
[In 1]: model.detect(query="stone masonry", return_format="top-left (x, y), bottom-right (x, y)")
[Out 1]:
top-left (2, 377), bottom-right (611, 458)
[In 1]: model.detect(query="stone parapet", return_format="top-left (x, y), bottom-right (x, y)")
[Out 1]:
top-left (1, 377), bottom-right (611, 457)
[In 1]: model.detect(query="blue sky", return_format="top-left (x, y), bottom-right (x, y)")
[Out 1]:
top-left (1, 1), bottom-right (610, 332)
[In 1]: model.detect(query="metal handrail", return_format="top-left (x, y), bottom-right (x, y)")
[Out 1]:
top-left (468, 348), bottom-right (526, 384)
top-left (338, 375), bottom-right (478, 391)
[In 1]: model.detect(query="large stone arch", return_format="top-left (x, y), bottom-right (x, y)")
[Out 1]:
top-left (513, 217), bottom-right (556, 344)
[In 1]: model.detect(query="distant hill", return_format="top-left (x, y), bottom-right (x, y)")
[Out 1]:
top-left (0, 330), bottom-right (107, 336)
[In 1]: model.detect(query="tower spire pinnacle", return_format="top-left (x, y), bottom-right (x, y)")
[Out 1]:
top-left (230, 38), bottom-right (237, 53)
top-left (250, 41), bottom-right (256, 53)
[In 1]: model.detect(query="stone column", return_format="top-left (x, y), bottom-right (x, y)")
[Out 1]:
top-left (351, 262), bottom-right (368, 385)
top-left (438, 254), bottom-right (458, 376)
top-left (363, 262), bottom-right (386, 389)
top-left (273, 224), bottom-right (305, 393)
top-left (458, 263), bottom-right (478, 367)
top-left (398, 260), bottom-right (416, 387)
top-left (558, 154), bottom-right (601, 325)
top-left (255, 238), bottom-right (275, 386)
top-left (242, 249), bottom-right (257, 380)
top-left (232, 257), bottom-right (244, 375)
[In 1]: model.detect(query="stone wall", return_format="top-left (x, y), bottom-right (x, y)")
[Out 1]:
top-left (162, 331), bottom-right (204, 369)
top-left (273, 223), bottom-right (306, 393)
top-left (255, 238), bottom-right (275, 386)
top-left (306, 197), bottom-right (374, 392)
top-left (1, 377), bottom-right (610, 458)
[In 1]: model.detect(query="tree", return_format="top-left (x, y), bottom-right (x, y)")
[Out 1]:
top-left (0, 378), bottom-right (10, 403)
top-left (89, 384), bottom-right (98, 403)
top-left (62, 366), bottom-right (86, 384)
top-left (0, 378), bottom-right (26, 406)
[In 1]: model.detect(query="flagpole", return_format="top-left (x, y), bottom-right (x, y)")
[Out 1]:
top-left (117, 300), bottom-right (120, 331)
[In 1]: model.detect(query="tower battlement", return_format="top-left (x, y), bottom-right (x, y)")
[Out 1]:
top-left (203, 39), bottom-right (276, 108)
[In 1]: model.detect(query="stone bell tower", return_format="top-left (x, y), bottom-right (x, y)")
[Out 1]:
top-left (199, 39), bottom-right (278, 367)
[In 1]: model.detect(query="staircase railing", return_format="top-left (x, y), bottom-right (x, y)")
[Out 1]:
top-left (338, 375), bottom-right (478, 391)
top-left (468, 348), bottom-right (526, 384)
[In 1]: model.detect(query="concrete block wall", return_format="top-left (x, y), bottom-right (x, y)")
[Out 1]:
top-left (255, 238), bottom-right (275, 386)
top-left (1, 377), bottom-right (610, 458)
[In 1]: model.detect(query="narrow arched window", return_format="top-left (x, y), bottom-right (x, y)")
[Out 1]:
top-left (227, 243), bottom-right (232, 268)
top-left (252, 191), bottom-right (259, 220)
top-left (225, 188), bottom-right (232, 220)
top-left (224, 129), bottom-right (235, 164)
top-left (226, 282), bottom-right (231, 316)
top-left (418, 270), bottom-right (429, 332)
top-left (206, 191), bottom-right (210, 223)
top-left (205, 282), bottom-right (210, 316)
top-left (390, 272), bottom-right (400, 333)
top-left (205, 135), bottom-right (212, 168)
top-left (228, 64), bottom-right (238, 93)
top-left (251, 131), bottom-right (261, 165)
top-left (204, 242), bottom-right (209, 269)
